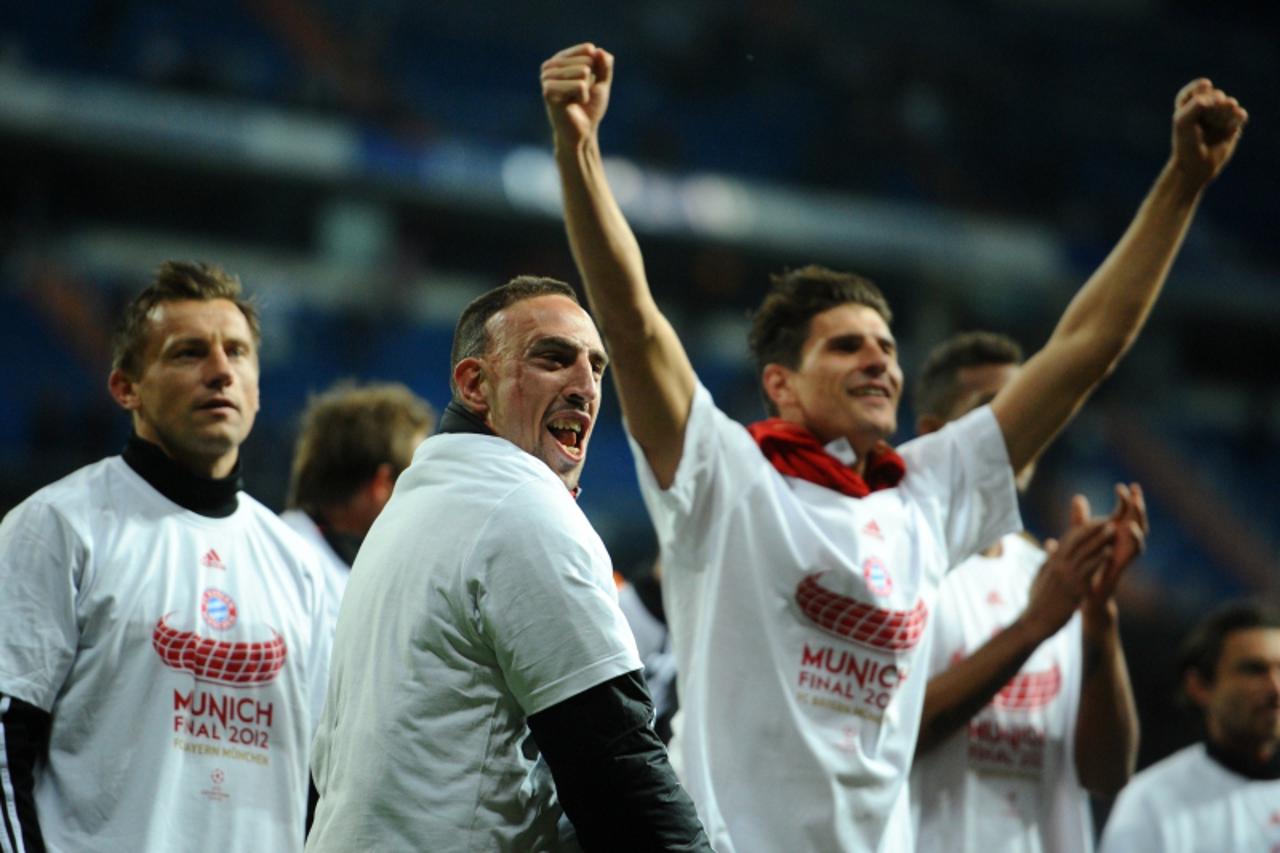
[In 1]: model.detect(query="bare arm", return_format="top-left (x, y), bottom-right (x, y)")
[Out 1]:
top-left (992, 79), bottom-right (1247, 471)
top-left (1073, 485), bottom-right (1145, 794)
top-left (917, 508), bottom-right (1114, 755)
top-left (543, 44), bottom-right (696, 488)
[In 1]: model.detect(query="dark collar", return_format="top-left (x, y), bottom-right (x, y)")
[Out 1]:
top-left (121, 433), bottom-right (242, 518)
top-left (435, 400), bottom-right (494, 436)
top-left (308, 511), bottom-right (360, 568)
top-left (433, 400), bottom-right (581, 499)
top-left (1205, 738), bottom-right (1280, 781)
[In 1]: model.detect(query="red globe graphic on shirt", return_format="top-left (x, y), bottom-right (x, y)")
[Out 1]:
top-left (152, 589), bottom-right (287, 687)
top-left (795, 571), bottom-right (928, 652)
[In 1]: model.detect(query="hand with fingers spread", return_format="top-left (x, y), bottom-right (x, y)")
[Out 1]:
top-left (1018, 504), bottom-right (1115, 645)
top-left (1171, 78), bottom-right (1247, 188)
top-left (542, 43), bottom-right (614, 151)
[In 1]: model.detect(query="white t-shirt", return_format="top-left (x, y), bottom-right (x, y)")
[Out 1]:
top-left (308, 432), bottom-right (642, 852)
top-left (910, 533), bottom-right (1090, 853)
top-left (0, 456), bottom-right (332, 853)
top-left (279, 509), bottom-right (349, 636)
top-left (1100, 743), bottom-right (1280, 853)
top-left (631, 382), bottom-right (1020, 852)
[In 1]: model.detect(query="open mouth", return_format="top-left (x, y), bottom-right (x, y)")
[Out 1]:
top-left (547, 417), bottom-right (586, 457)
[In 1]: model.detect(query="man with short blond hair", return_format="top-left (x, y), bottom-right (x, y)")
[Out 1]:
top-left (0, 261), bottom-right (332, 852)
top-left (282, 380), bottom-right (434, 628)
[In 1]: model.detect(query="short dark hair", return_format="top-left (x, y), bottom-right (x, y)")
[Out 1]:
top-left (748, 265), bottom-right (892, 415)
top-left (112, 261), bottom-right (261, 378)
top-left (287, 382), bottom-right (436, 513)
top-left (914, 331), bottom-right (1024, 421)
top-left (1179, 600), bottom-right (1280, 685)
top-left (449, 275), bottom-right (579, 400)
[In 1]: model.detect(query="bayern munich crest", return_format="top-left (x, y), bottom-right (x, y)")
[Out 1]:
top-left (862, 557), bottom-right (893, 597)
top-left (201, 588), bottom-right (238, 630)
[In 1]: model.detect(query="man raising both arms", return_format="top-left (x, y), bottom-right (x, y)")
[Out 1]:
top-left (543, 42), bottom-right (1244, 851)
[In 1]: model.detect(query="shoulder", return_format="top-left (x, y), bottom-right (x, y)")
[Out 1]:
top-left (1, 457), bottom-right (124, 539)
top-left (1121, 744), bottom-right (1209, 803)
top-left (899, 405), bottom-right (1003, 468)
top-left (400, 434), bottom-right (595, 549)
top-left (404, 433), bottom-right (557, 496)
top-left (235, 496), bottom-right (329, 566)
top-left (1001, 532), bottom-right (1045, 569)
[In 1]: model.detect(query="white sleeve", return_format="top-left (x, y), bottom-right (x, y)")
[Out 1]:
top-left (898, 405), bottom-right (1020, 569)
top-left (628, 381), bottom-right (769, 570)
top-left (0, 498), bottom-right (85, 711)
top-left (305, 555), bottom-right (335, 741)
top-left (1097, 779), bottom-right (1165, 853)
top-left (472, 481), bottom-right (641, 716)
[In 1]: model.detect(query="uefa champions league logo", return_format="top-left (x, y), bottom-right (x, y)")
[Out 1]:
top-left (201, 588), bottom-right (238, 631)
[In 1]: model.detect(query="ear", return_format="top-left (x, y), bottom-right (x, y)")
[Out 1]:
top-left (761, 363), bottom-right (795, 413)
top-left (453, 357), bottom-right (490, 415)
top-left (916, 414), bottom-right (945, 435)
top-left (1184, 669), bottom-right (1212, 710)
top-left (368, 462), bottom-right (396, 505)
top-left (108, 369), bottom-right (142, 413)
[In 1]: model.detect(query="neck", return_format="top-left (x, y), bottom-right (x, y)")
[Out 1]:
top-left (436, 400), bottom-right (494, 436)
top-left (1206, 733), bottom-right (1280, 780)
top-left (314, 502), bottom-right (373, 538)
top-left (122, 432), bottom-right (242, 517)
top-left (307, 509), bottom-right (363, 567)
top-left (135, 425), bottom-right (237, 479)
top-left (775, 415), bottom-right (882, 472)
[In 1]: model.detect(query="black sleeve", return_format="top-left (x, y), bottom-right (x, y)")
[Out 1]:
top-left (1, 694), bottom-right (50, 853)
top-left (305, 773), bottom-right (319, 838)
top-left (526, 670), bottom-right (711, 852)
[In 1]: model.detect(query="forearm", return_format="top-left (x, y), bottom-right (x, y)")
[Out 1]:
top-left (1051, 159), bottom-right (1203, 357)
top-left (995, 161), bottom-right (1205, 470)
top-left (916, 617), bottom-right (1045, 756)
top-left (1, 693), bottom-right (50, 852)
top-left (528, 671), bottom-right (710, 852)
top-left (554, 130), bottom-right (695, 485)
top-left (1073, 609), bottom-right (1140, 794)
top-left (555, 135), bottom-right (660, 342)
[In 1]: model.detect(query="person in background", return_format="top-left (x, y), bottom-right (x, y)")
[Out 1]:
top-left (909, 330), bottom-right (1142, 853)
top-left (281, 380), bottom-right (434, 630)
top-left (0, 261), bottom-right (332, 852)
top-left (1100, 601), bottom-right (1280, 853)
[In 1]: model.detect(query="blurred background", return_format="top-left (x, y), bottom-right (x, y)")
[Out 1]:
top-left (1, 0), bottom-right (1276, 800)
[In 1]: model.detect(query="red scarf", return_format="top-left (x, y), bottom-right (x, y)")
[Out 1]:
top-left (747, 419), bottom-right (906, 497)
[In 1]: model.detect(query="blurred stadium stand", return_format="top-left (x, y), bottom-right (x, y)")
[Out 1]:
top-left (1, 0), bottom-right (1277, 800)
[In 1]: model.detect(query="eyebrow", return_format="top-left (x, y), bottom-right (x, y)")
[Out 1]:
top-left (529, 336), bottom-right (609, 370)
top-left (161, 333), bottom-right (254, 353)
top-left (827, 333), bottom-right (896, 348)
